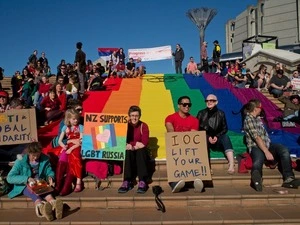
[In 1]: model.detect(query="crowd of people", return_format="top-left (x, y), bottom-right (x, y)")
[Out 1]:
top-left (1, 42), bottom-right (300, 221)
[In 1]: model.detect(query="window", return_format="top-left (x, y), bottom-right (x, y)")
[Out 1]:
top-left (261, 3), bottom-right (264, 14)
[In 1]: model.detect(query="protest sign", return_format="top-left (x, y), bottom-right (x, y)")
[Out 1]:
top-left (165, 131), bottom-right (212, 182)
top-left (128, 45), bottom-right (172, 62)
top-left (291, 78), bottom-right (300, 90)
top-left (82, 113), bottom-right (128, 160)
top-left (0, 108), bottom-right (37, 145)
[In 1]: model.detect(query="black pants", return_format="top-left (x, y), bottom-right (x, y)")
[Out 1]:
top-left (175, 61), bottom-right (182, 74)
top-left (202, 59), bottom-right (208, 73)
top-left (124, 148), bottom-right (149, 182)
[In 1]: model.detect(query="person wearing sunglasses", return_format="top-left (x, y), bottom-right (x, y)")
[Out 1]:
top-left (196, 94), bottom-right (235, 175)
top-left (243, 99), bottom-right (300, 191)
top-left (165, 96), bottom-right (204, 193)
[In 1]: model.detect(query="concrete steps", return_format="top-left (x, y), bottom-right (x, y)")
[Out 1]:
top-left (1, 160), bottom-right (300, 224)
top-left (1, 205), bottom-right (300, 225)
top-left (1, 76), bottom-right (57, 97)
top-left (261, 91), bottom-right (284, 110)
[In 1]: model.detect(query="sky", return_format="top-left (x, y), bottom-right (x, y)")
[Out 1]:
top-left (0, 0), bottom-right (257, 76)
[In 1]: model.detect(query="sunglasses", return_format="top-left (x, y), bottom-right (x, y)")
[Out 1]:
top-left (180, 103), bottom-right (192, 107)
top-left (205, 99), bottom-right (217, 103)
top-left (256, 106), bottom-right (263, 109)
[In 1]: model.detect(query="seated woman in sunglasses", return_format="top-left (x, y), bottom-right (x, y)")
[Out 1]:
top-left (196, 94), bottom-right (235, 174)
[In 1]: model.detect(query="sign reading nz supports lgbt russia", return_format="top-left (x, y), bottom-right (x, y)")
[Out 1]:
top-left (82, 113), bottom-right (128, 161)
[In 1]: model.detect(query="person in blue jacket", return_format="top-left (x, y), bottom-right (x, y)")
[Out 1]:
top-left (7, 142), bottom-right (63, 221)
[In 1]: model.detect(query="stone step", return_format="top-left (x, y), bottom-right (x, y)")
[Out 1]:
top-left (2, 185), bottom-right (300, 210)
top-left (1, 205), bottom-right (300, 225)
top-left (82, 168), bottom-right (293, 190)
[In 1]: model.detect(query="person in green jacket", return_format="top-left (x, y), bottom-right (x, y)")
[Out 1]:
top-left (7, 142), bottom-right (63, 221)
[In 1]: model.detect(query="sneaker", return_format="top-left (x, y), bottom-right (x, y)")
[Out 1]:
top-left (282, 177), bottom-right (300, 189)
top-left (171, 180), bottom-right (185, 193)
top-left (118, 181), bottom-right (133, 193)
top-left (193, 178), bottom-right (204, 193)
top-left (52, 199), bottom-right (63, 219)
top-left (38, 202), bottom-right (54, 221)
top-left (136, 181), bottom-right (148, 194)
top-left (251, 170), bottom-right (262, 192)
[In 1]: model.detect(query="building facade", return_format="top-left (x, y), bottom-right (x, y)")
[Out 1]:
top-left (226, 0), bottom-right (300, 53)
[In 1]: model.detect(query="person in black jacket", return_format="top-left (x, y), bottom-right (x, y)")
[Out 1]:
top-left (196, 94), bottom-right (235, 174)
top-left (74, 42), bottom-right (86, 94)
top-left (172, 44), bottom-right (184, 74)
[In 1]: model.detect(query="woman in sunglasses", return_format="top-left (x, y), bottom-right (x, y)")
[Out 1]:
top-left (197, 94), bottom-right (235, 175)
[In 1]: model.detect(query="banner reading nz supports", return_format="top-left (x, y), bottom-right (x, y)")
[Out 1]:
top-left (128, 45), bottom-right (172, 62)
top-left (82, 113), bottom-right (128, 161)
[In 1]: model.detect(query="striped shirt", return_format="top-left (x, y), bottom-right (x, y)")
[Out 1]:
top-left (243, 113), bottom-right (270, 151)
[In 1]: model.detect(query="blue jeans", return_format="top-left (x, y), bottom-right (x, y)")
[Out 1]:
top-left (208, 134), bottom-right (233, 153)
top-left (284, 111), bottom-right (299, 120)
top-left (270, 88), bottom-right (283, 98)
top-left (250, 143), bottom-right (294, 181)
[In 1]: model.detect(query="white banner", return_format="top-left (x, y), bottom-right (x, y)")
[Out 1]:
top-left (128, 45), bottom-right (172, 62)
top-left (291, 78), bottom-right (300, 90)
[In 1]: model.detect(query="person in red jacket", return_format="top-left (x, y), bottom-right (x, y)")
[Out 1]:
top-left (33, 75), bottom-right (52, 109)
top-left (53, 82), bottom-right (67, 111)
top-left (118, 106), bottom-right (150, 194)
top-left (40, 90), bottom-right (63, 125)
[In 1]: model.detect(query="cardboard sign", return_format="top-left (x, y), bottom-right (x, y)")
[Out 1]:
top-left (165, 131), bottom-right (212, 182)
top-left (82, 113), bottom-right (128, 160)
top-left (0, 108), bottom-right (37, 145)
top-left (291, 78), bottom-right (300, 90)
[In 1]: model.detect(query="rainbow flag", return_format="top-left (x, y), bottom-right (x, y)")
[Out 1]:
top-left (91, 124), bottom-right (117, 150)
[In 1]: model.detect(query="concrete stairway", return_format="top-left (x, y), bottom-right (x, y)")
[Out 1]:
top-left (1, 76), bottom-right (57, 97)
top-left (1, 160), bottom-right (300, 224)
top-left (260, 90), bottom-right (284, 110)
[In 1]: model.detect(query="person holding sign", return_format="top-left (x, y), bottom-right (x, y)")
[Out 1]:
top-left (7, 142), bottom-right (63, 221)
top-left (0, 90), bottom-right (9, 112)
top-left (197, 94), bottom-right (235, 174)
top-left (118, 106), bottom-right (150, 194)
top-left (165, 96), bottom-right (204, 193)
top-left (243, 99), bottom-right (300, 191)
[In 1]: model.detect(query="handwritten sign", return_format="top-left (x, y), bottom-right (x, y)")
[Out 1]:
top-left (165, 131), bottom-right (212, 182)
top-left (82, 113), bottom-right (128, 160)
top-left (291, 78), bottom-right (300, 90)
top-left (0, 108), bottom-right (37, 145)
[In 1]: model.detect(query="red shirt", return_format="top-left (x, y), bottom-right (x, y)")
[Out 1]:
top-left (165, 112), bottom-right (199, 132)
top-left (116, 64), bottom-right (125, 71)
top-left (38, 83), bottom-right (52, 95)
top-left (126, 121), bottom-right (149, 147)
top-left (57, 91), bottom-right (67, 111)
top-left (41, 96), bottom-right (60, 111)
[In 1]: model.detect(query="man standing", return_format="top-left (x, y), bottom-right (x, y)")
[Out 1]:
top-left (165, 96), bottom-right (204, 193)
top-left (75, 42), bottom-right (86, 95)
top-left (196, 94), bottom-right (235, 174)
top-left (243, 99), bottom-right (300, 191)
top-left (212, 40), bottom-right (221, 73)
top-left (172, 44), bottom-right (184, 74)
top-left (201, 41), bottom-right (208, 73)
top-left (38, 52), bottom-right (49, 68)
